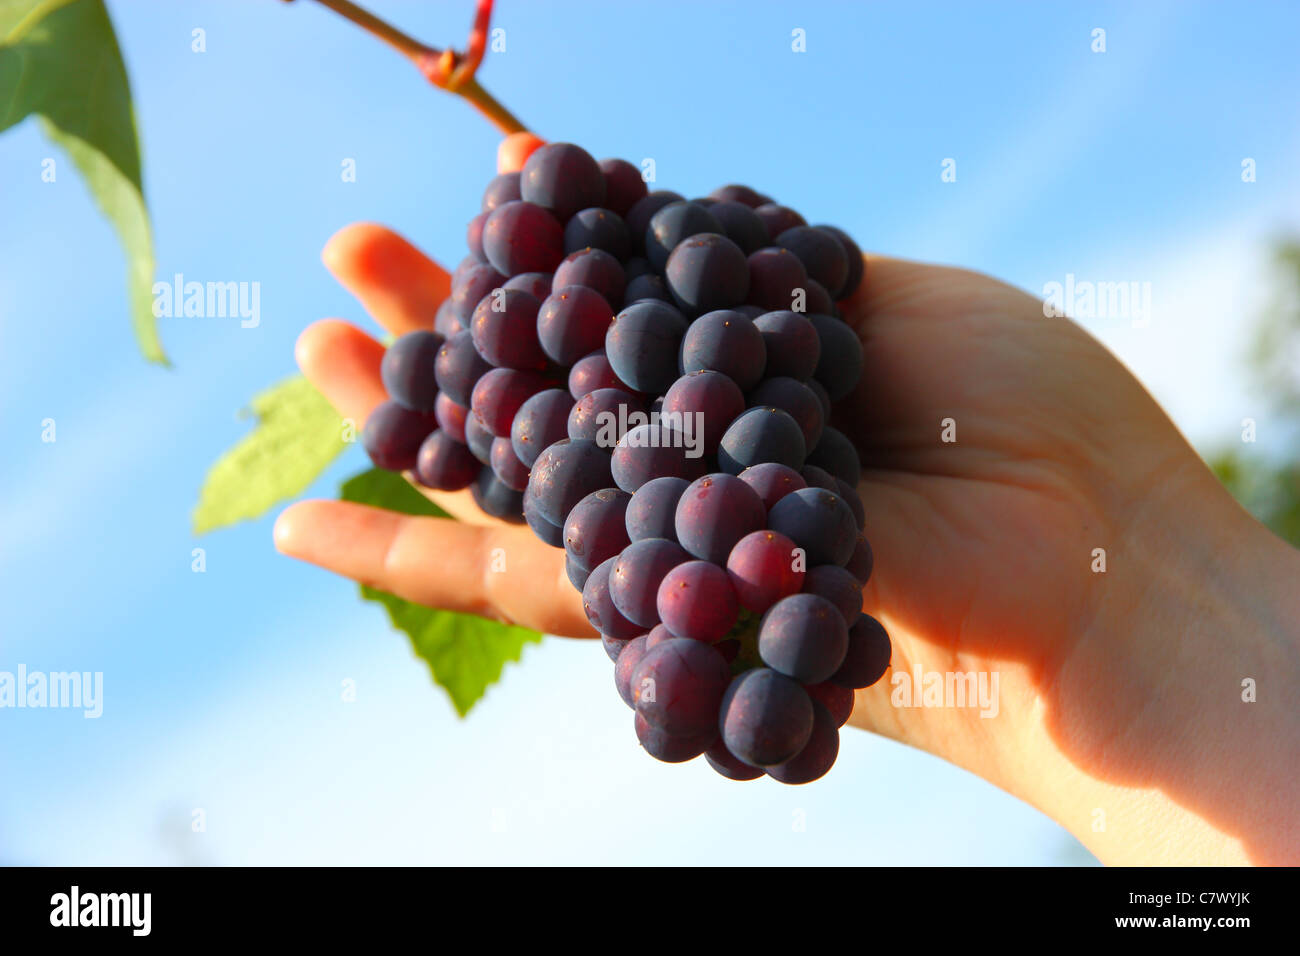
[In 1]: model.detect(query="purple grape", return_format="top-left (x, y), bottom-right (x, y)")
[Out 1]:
top-left (718, 406), bottom-right (807, 475)
top-left (745, 247), bottom-right (808, 312)
top-left (564, 208), bottom-right (630, 261)
top-left (434, 393), bottom-right (469, 444)
top-left (415, 429), bottom-right (480, 491)
top-left (725, 529), bottom-right (805, 614)
top-left (680, 309), bottom-right (766, 391)
top-left (520, 142), bottom-right (606, 222)
top-left (510, 388), bottom-right (573, 467)
top-left (614, 634), bottom-right (650, 705)
top-left (758, 595), bottom-right (849, 684)
top-left (776, 226), bottom-right (850, 299)
top-left (708, 184), bottom-right (772, 208)
top-left (836, 478), bottom-right (865, 530)
top-left (470, 468), bottom-right (524, 522)
top-left (645, 622), bottom-right (675, 649)
top-left (466, 211), bottom-right (488, 261)
top-left (524, 491), bottom-right (565, 548)
top-left (482, 200), bottom-right (565, 276)
top-left (526, 438), bottom-right (614, 527)
top-left (806, 681), bottom-right (855, 728)
top-left (568, 387), bottom-right (646, 445)
top-left (625, 190), bottom-right (685, 255)
top-left (801, 564), bottom-right (863, 627)
top-left (707, 200), bottom-right (768, 253)
top-left (609, 538), bottom-right (690, 628)
top-left (464, 411), bottom-right (494, 464)
top-left (563, 488), bottom-right (631, 571)
top-left (565, 554), bottom-right (591, 590)
top-left (767, 700), bottom-right (839, 784)
top-left (644, 201), bottom-right (724, 271)
top-left (656, 560), bottom-right (739, 643)
top-left (490, 436), bottom-right (531, 491)
top-left (602, 633), bottom-right (633, 661)
top-left (470, 368), bottom-right (551, 437)
top-left (719, 668), bottom-right (814, 767)
top-left (568, 349), bottom-right (638, 400)
top-left (481, 171), bottom-right (521, 211)
top-left (502, 271), bottom-right (554, 301)
top-left (586, 557), bottom-right (643, 643)
top-left (806, 377), bottom-right (832, 420)
top-left (634, 712), bottom-right (714, 763)
top-left (845, 534), bottom-right (874, 584)
top-left (748, 376), bottom-right (824, 450)
top-left (830, 614), bottom-right (891, 689)
top-left (673, 474), bottom-right (766, 564)
top-left (435, 299), bottom-right (465, 337)
top-left (552, 247), bottom-right (626, 308)
top-left (537, 285), bottom-right (614, 366)
top-left (804, 278), bottom-right (835, 316)
top-left (625, 476), bottom-right (689, 542)
top-left (630, 637), bottom-right (730, 736)
top-left (661, 370), bottom-right (745, 456)
top-left (611, 423), bottom-right (709, 493)
top-left (807, 424), bottom-right (861, 486)
top-left (754, 203), bottom-right (806, 239)
top-left (623, 273), bottom-right (671, 305)
top-left (801, 464), bottom-right (838, 491)
top-left (362, 400), bottom-right (437, 471)
top-left (766, 486), bottom-right (858, 567)
top-left (449, 261), bottom-right (506, 323)
top-left (605, 300), bottom-right (689, 393)
top-left (753, 310), bottom-right (820, 381)
top-left (380, 330), bottom-right (443, 412)
top-left (737, 462), bottom-right (807, 511)
top-left (665, 233), bottom-right (750, 316)
top-left (470, 287), bottom-right (546, 370)
top-left (808, 314), bottom-right (863, 402)
top-left (435, 330), bottom-right (493, 407)
top-left (599, 158), bottom-right (649, 217)
top-left (705, 738), bottom-right (765, 780)
top-left (816, 224), bottom-right (865, 299)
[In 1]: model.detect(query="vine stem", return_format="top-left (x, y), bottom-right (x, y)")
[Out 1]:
top-left (302, 0), bottom-right (528, 135)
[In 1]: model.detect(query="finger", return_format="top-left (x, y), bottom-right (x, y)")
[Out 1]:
top-left (275, 499), bottom-right (593, 639)
top-left (322, 223), bottom-right (451, 337)
top-left (498, 132), bottom-right (546, 174)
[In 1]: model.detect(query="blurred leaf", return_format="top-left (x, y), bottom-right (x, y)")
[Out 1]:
top-left (193, 375), bottom-right (348, 534)
top-left (0, 0), bottom-right (164, 363)
top-left (1246, 240), bottom-right (1300, 411)
top-left (1209, 449), bottom-right (1300, 548)
top-left (341, 468), bottom-right (542, 717)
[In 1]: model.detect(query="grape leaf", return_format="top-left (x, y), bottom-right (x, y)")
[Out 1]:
top-left (0, 0), bottom-right (164, 363)
top-left (340, 467), bottom-right (542, 716)
top-left (193, 374), bottom-right (350, 534)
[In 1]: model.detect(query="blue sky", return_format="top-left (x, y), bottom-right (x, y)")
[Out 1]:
top-left (1, 0), bottom-right (1296, 864)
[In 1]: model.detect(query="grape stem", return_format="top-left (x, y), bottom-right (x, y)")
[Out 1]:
top-left (301, 0), bottom-right (529, 135)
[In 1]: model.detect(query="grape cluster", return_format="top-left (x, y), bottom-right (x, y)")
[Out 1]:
top-left (363, 142), bottom-right (891, 783)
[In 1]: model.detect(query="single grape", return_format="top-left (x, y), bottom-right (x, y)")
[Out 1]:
top-left (490, 436), bottom-right (531, 491)
top-left (673, 473), bottom-right (767, 564)
top-left (502, 271), bottom-right (554, 301)
top-left (745, 247), bottom-right (809, 312)
top-left (470, 468), bottom-right (525, 522)
top-left (656, 560), bottom-right (739, 643)
top-left (705, 738), bottom-right (765, 780)
top-left (567, 387), bottom-right (646, 445)
top-left (520, 142), bottom-right (606, 222)
top-left (816, 224), bottom-right (865, 299)
top-left (568, 349), bottom-right (637, 400)
top-left (613, 633), bottom-right (650, 705)
top-left (775, 226), bottom-right (849, 299)
top-left (767, 700), bottom-right (840, 784)
top-left (380, 330), bottom-right (444, 412)
top-left (552, 247), bottom-right (626, 308)
top-left (752, 310), bottom-right (820, 381)
top-left (808, 314), bottom-right (863, 402)
top-left (565, 553), bottom-right (591, 590)
top-left (470, 287), bottom-right (546, 370)
top-left (737, 462), bottom-right (807, 511)
top-left (725, 529), bottom-right (805, 613)
top-left (645, 623), bottom-right (675, 649)
top-left (758, 593), bottom-right (849, 683)
top-left (830, 614), bottom-right (891, 689)
top-left (766, 486), bottom-right (858, 566)
top-left (717, 406), bottom-right (807, 475)
top-left (679, 309), bottom-right (766, 391)
top-left (845, 534), bottom-right (874, 584)
top-left (624, 190), bottom-right (685, 255)
top-left (805, 681), bottom-right (855, 728)
top-left (434, 393), bottom-right (469, 444)
top-left (470, 367), bottom-right (551, 437)
top-left (435, 299), bottom-right (465, 338)
top-left (644, 201), bottom-right (724, 271)
top-left (602, 633), bottom-right (632, 662)
top-left (537, 285), bottom-right (614, 366)
top-left (708, 184), bottom-right (772, 208)
top-left (586, 557), bottom-right (643, 643)
top-left (806, 377), bottom-right (832, 421)
top-left (598, 158), bottom-right (649, 217)
top-left (804, 278), bottom-right (835, 316)
top-left (564, 207), bottom-right (630, 261)
top-left (630, 637), bottom-right (730, 736)
top-left (482, 200), bottom-right (565, 276)
top-left (801, 464), bottom-right (838, 491)
top-left (466, 210), bottom-right (488, 261)
top-left (464, 411), bottom-right (494, 464)
top-left (415, 429), bottom-right (480, 491)
top-left (362, 400), bottom-right (438, 471)
top-left (625, 476), bottom-right (689, 542)
top-left (609, 538), bottom-right (690, 628)
top-left (449, 261), bottom-right (506, 323)
top-left (605, 300), bottom-right (689, 393)
top-left (435, 330), bottom-right (493, 407)
top-left (623, 272), bottom-right (671, 305)
top-left (836, 478), bottom-right (866, 530)
top-left (526, 438), bottom-right (614, 527)
top-left (801, 564), bottom-right (863, 626)
top-left (719, 668), bottom-right (815, 767)
top-left (806, 424), bottom-right (861, 486)
top-left (481, 171), bottom-right (521, 211)
top-left (563, 488), bottom-right (632, 571)
top-left (661, 370), bottom-right (745, 456)
top-left (707, 200), bottom-right (769, 253)
top-left (748, 376), bottom-right (824, 450)
top-left (611, 423), bottom-right (709, 492)
top-left (510, 388), bottom-right (573, 467)
top-left (754, 203), bottom-right (806, 239)
top-left (524, 491), bottom-right (565, 548)
top-left (634, 712), bottom-right (714, 763)
top-left (665, 233), bottom-right (750, 316)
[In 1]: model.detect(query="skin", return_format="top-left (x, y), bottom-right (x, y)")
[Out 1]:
top-left (276, 144), bottom-right (1300, 865)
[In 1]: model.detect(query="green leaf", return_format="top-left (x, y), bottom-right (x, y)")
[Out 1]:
top-left (341, 467), bottom-right (542, 716)
top-left (193, 375), bottom-right (349, 534)
top-left (0, 0), bottom-right (164, 363)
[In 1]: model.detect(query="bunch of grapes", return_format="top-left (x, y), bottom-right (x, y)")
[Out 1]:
top-left (362, 142), bottom-right (891, 784)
